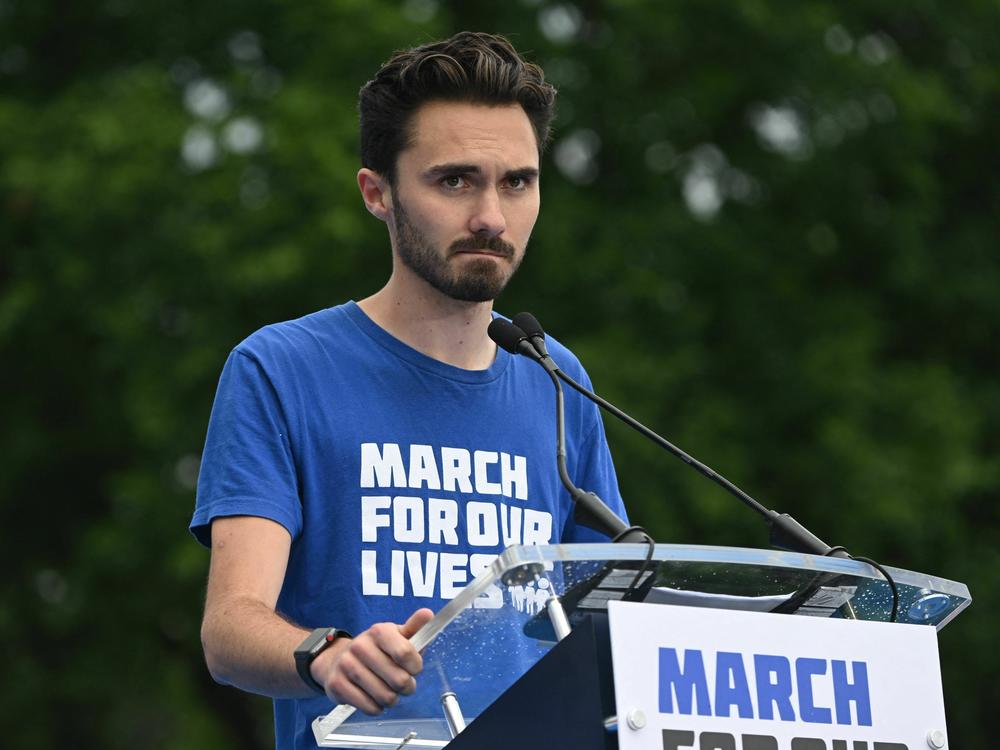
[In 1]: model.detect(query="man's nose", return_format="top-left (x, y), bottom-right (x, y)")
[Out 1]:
top-left (468, 188), bottom-right (507, 236)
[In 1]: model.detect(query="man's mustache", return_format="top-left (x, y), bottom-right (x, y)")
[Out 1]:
top-left (449, 235), bottom-right (516, 258)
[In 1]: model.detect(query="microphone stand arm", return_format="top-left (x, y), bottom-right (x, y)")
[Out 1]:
top-left (531, 353), bottom-right (645, 541)
top-left (553, 367), bottom-right (843, 557)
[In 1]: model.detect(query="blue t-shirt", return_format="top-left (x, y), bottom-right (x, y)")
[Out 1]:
top-left (191, 301), bottom-right (626, 749)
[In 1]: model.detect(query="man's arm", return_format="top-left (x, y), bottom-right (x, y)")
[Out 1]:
top-left (200, 515), bottom-right (433, 714)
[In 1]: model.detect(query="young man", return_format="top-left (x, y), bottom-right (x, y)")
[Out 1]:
top-left (191, 31), bottom-right (626, 747)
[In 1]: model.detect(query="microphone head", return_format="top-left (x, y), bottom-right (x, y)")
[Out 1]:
top-left (512, 312), bottom-right (549, 357)
top-left (487, 318), bottom-right (530, 354)
top-left (512, 312), bottom-right (543, 337)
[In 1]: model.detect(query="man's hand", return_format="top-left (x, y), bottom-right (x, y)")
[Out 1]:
top-left (312, 608), bottom-right (435, 715)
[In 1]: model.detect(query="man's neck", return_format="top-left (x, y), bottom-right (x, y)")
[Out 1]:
top-left (357, 277), bottom-right (498, 371)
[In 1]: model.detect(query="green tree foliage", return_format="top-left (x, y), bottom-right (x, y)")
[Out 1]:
top-left (1, 1), bottom-right (996, 746)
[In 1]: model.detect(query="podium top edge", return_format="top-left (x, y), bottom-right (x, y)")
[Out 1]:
top-left (493, 542), bottom-right (972, 602)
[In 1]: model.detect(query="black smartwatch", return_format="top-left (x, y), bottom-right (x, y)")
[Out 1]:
top-left (294, 627), bottom-right (353, 694)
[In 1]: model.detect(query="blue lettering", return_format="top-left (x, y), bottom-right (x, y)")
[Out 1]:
top-left (659, 648), bottom-right (712, 716)
top-left (796, 658), bottom-right (833, 724)
top-left (754, 654), bottom-right (796, 721)
top-left (832, 660), bottom-right (872, 726)
top-left (714, 652), bottom-right (754, 719)
top-left (658, 650), bottom-right (875, 729)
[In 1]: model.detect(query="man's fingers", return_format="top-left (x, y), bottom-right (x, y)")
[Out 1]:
top-left (367, 616), bottom-right (428, 675)
top-left (330, 647), bottom-right (404, 714)
top-left (399, 607), bottom-right (435, 639)
top-left (328, 677), bottom-right (382, 717)
top-left (350, 632), bottom-right (420, 692)
top-left (389, 608), bottom-right (433, 674)
top-left (327, 610), bottom-right (434, 715)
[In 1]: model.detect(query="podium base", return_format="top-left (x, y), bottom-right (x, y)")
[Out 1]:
top-left (446, 614), bottom-right (616, 750)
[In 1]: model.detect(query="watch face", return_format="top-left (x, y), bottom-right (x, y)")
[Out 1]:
top-left (310, 629), bottom-right (335, 656)
top-left (297, 627), bottom-right (334, 660)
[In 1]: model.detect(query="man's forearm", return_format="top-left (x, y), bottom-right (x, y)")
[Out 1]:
top-left (201, 594), bottom-right (315, 699)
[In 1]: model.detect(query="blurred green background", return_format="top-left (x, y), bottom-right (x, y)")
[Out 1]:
top-left (1, 0), bottom-right (996, 747)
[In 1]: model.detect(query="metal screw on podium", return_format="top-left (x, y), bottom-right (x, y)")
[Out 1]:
top-left (625, 709), bottom-right (646, 730)
top-left (927, 730), bottom-right (946, 748)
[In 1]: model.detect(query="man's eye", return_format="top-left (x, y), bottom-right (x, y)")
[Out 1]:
top-left (442, 176), bottom-right (465, 189)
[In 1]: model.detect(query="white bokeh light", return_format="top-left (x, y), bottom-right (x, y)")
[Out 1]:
top-left (681, 144), bottom-right (726, 221)
top-left (539, 4), bottom-right (583, 43)
top-left (858, 33), bottom-right (894, 65)
top-left (750, 104), bottom-right (811, 158)
top-left (683, 173), bottom-right (723, 220)
top-left (554, 129), bottom-right (600, 184)
top-left (181, 125), bottom-right (219, 170)
top-left (184, 78), bottom-right (231, 122)
top-left (222, 116), bottom-right (264, 154)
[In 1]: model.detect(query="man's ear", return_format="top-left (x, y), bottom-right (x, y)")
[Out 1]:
top-left (358, 168), bottom-right (391, 221)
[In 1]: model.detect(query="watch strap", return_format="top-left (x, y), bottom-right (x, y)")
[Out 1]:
top-left (294, 626), bottom-right (353, 695)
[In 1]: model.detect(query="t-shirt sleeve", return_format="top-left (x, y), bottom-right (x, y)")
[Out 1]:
top-left (189, 349), bottom-right (303, 547)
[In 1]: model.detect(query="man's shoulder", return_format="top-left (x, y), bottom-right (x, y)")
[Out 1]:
top-left (542, 333), bottom-right (587, 378)
top-left (234, 303), bottom-right (357, 363)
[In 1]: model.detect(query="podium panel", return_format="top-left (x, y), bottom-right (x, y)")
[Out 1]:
top-left (311, 543), bottom-right (971, 749)
top-left (609, 601), bottom-right (948, 749)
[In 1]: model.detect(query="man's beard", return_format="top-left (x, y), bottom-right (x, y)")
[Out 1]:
top-left (391, 194), bottom-right (523, 303)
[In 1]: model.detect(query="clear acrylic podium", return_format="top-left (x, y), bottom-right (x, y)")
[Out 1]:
top-left (312, 543), bottom-right (971, 749)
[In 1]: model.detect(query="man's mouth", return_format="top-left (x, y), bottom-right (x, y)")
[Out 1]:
top-left (454, 248), bottom-right (508, 257)
top-left (449, 236), bottom-right (516, 259)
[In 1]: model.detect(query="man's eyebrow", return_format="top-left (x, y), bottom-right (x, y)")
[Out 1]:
top-left (424, 163), bottom-right (481, 178)
top-left (506, 167), bottom-right (540, 180)
top-left (423, 164), bottom-right (540, 179)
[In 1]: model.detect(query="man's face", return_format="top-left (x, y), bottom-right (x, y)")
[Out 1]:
top-left (387, 101), bottom-right (541, 303)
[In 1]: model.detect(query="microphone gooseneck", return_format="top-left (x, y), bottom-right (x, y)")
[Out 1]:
top-left (501, 311), bottom-right (900, 621)
top-left (488, 318), bottom-right (643, 541)
top-left (509, 312), bottom-right (848, 558)
top-left (555, 367), bottom-right (839, 554)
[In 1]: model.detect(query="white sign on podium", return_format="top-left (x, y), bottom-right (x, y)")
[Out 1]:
top-left (608, 600), bottom-right (948, 750)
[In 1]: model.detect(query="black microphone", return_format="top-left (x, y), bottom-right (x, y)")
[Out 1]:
top-left (512, 311), bottom-right (550, 359)
top-left (486, 318), bottom-right (556, 373)
top-left (488, 318), bottom-right (643, 541)
top-left (487, 318), bottom-right (536, 359)
top-left (512, 312), bottom-right (846, 558)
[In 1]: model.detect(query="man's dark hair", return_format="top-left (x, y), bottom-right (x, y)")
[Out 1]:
top-left (359, 31), bottom-right (557, 185)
